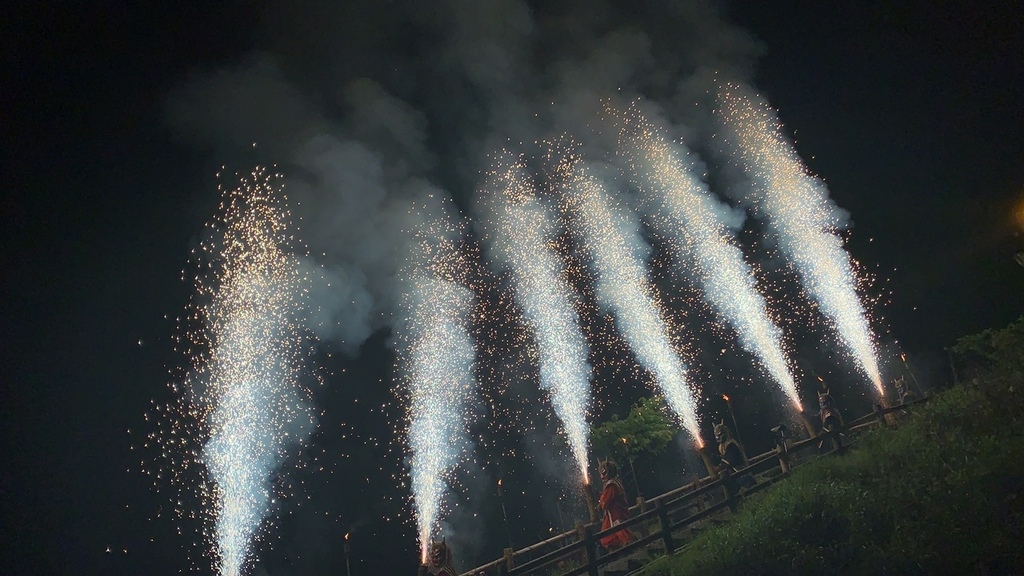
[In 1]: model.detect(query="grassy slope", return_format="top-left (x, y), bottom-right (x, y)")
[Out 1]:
top-left (645, 377), bottom-right (1024, 576)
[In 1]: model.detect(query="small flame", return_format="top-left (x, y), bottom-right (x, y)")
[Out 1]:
top-left (344, 532), bottom-right (350, 541)
top-left (497, 478), bottom-right (502, 486)
top-left (722, 394), bottom-right (730, 401)
top-left (900, 353), bottom-right (907, 362)
top-left (621, 437), bottom-right (628, 444)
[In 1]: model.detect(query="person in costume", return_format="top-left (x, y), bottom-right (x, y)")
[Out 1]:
top-left (714, 420), bottom-right (755, 489)
top-left (817, 388), bottom-right (844, 450)
top-left (817, 388), bottom-right (843, 431)
top-left (713, 419), bottom-right (747, 472)
top-left (894, 376), bottom-right (916, 405)
top-left (418, 538), bottom-right (457, 576)
top-left (597, 459), bottom-right (634, 551)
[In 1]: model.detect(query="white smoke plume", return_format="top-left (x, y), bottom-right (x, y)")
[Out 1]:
top-left (476, 153), bottom-right (593, 483)
top-left (714, 82), bottom-right (884, 396)
top-left (553, 155), bottom-right (704, 447)
top-left (162, 0), bottom-right (853, 570)
top-left (618, 104), bottom-right (804, 412)
top-left (164, 1), bottom-right (764, 354)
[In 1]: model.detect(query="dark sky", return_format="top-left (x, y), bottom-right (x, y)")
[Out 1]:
top-left (3, 1), bottom-right (1023, 575)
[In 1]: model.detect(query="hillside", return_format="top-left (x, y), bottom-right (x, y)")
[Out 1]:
top-left (646, 320), bottom-right (1024, 576)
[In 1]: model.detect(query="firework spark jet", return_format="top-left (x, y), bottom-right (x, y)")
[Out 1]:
top-left (398, 204), bottom-right (477, 561)
top-left (192, 168), bottom-right (315, 576)
top-left (717, 84), bottom-right (884, 396)
top-left (619, 109), bottom-right (803, 412)
top-left (479, 154), bottom-right (593, 483)
top-left (554, 152), bottom-right (704, 447)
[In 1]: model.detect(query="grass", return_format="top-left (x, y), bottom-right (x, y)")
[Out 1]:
top-left (644, 376), bottom-right (1024, 576)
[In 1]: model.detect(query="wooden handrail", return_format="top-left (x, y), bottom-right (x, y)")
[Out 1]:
top-left (459, 397), bottom-right (927, 576)
top-left (508, 528), bottom-right (579, 560)
top-left (507, 539), bottom-right (584, 575)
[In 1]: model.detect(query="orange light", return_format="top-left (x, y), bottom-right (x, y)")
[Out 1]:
top-left (722, 394), bottom-right (730, 401)
top-left (621, 437), bottom-right (628, 444)
top-left (344, 533), bottom-right (350, 541)
top-left (497, 478), bottom-right (502, 486)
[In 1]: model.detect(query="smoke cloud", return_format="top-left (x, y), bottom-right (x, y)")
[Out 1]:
top-left (165, 1), bottom-right (765, 355)
top-left (164, 0), bottom-right (806, 568)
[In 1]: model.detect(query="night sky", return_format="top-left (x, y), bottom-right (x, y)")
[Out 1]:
top-left (4, 2), bottom-right (1023, 575)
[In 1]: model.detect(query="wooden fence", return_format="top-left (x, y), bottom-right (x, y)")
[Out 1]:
top-left (458, 398), bottom-right (928, 576)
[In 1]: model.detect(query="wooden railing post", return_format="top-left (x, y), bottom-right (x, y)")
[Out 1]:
top-left (502, 547), bottom-right (514, 573)
top-left (776, 442), bottom-right (791, 474)
top-left (578, 523), bottom-right (599, 576)
top-left (873, 402), bottom-right (887, 428)
top-left (880, 396), bottom-right (898, 426)
top-left (655, 498), bottom-right (676, 554)
top-left (636, 496), bottom-right (649, 536)
top-left (772, 424), bottom-right (791, 474)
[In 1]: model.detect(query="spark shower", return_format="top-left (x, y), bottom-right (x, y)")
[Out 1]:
top-left (159, 94), bottom-right (885, 575)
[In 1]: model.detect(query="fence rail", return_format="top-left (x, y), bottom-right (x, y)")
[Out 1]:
top-left (459, 398), bottom-right (928, 576)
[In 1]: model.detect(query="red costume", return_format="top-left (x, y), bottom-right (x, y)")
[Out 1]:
top-left (597, 460), bottom-right (633, 550)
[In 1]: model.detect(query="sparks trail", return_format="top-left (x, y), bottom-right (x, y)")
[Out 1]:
top-left (716, 83), bottom-right (884, 397)
top-left (547, 142), bottom-right (704, 448)
top-left (170, 167), bottom-right (316, 576)
top-left (396, 198), bottom-right (478, 561)
top-left (616, 105), bottom-right (804, 413)
top-left (479, 151), bottom-right (593, 484)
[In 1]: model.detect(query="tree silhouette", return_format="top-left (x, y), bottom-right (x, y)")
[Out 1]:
top-left (590, 396), bottom-right (679, 490)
